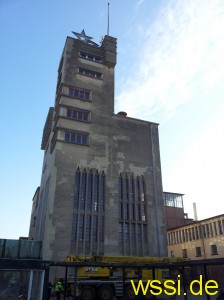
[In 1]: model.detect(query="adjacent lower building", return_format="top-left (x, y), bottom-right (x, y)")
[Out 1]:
top-left (163, 192), bottom-right (193, 230)
top-left (29, 31), bottom-right (167, 261)
top-left (167, 214), bottom-right (224, 260)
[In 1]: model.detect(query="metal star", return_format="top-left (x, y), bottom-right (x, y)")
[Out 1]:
top-left (72, 29), bottom-right (98, 46)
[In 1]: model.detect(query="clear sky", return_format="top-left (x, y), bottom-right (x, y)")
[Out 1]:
top-left (1, 0), bottom-right (224, 239)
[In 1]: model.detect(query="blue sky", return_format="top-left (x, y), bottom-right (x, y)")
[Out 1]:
top-left (1, 0), bottom-right (224, 239)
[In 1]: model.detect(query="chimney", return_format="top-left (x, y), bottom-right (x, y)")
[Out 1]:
top-left (193, 202), bottom-right (198, 221)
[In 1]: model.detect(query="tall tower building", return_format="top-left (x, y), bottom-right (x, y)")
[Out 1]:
top-left (29, 31), bottom-right (167, 260)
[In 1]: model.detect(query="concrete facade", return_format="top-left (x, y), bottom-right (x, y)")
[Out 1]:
top-left (167, 214), bottom-right (224, 260)
top-left (29, 33), bottom-right (167, 260)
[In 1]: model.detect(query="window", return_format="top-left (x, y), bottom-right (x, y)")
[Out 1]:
top-left (86, 173), bottom-right (93, 211)
top-left (99, 173), bottom-right (105, 212)
top-left (67, 108), bottom-right (89, 122)
top-left (99, 216), bottom-right (104, 242)
top-left (206, 224), bottom-right (210, 237)
top-left (188, 228), bottom-right (192, 241)
top-left (71, 169), bottom-right (105, 246)
top-left (79, 67), bottom-right (102, 79)
top-left (195, 226), bottom-right (200, 239)
top-left (92, 216), bottom-right (98, 242)
top-left (211, 244), bottom-right (218, 255)
top-left (196, 247), bottom-right (201, 257)
top-left (218, 220), bottom-right (223, 235)
top-left (124, 203), bottom-right (129, 220)
top-left (64, 131), bottom-right (88, 145)
top-left (182, 249), bottom-right (188, 258)
top-left (124, 223), bottom-right (129, 242)
top-left (182, 230), bottom-right (185, 242)
top-left (202, 225), bottom-right (206, 238)
top-left (137, 224), bottom-right (141, 242)
top-left (79, 215), bottom-right (84, 241)
top-left (170, 250), bottom-right (175, 257)
top-left (118, 223), bottom-right (123, 244)
top-left (93, 174), bottom-right (99, 211)
top-left (118, 174), bottom-right (147, 255)
top-left (80, 171), bottom-right (87, 210)
top-left (213, 222), bottom-right (218, 236)
top-left (69, 88), bottom-right (90, 100)
top-left (119, 203), bottom-right (123, 219)
top-left (80, 51), bottom-right (102, 63)
top-left (85, 215), bottom-right (91, 241)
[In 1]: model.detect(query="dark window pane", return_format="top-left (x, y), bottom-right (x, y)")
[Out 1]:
top-left (74, 90), bottom-right (79, 97)
top-left (65, 132), bottom-right (70, 141)
top-left (83, 112), bottom-right (88, 121)
top-left (77, 134), bottom-right (82, 144)
top-left (82, 135), bottom-right (88, 145)
top-left (79, 215), bottom-right (84, 241)
top-left (80, 172), bottom-right (87, 210)
top-left (99, 216), bottom-right (104, 242)
top-left (85, 92), bottom-right (90, 99)
top-left (86, 215), bottom-right (91, 241)
top-left (79, 91), bottom-right (84, 98)
top-left (69, 88), bottom-right (74, 96)
top-left (71, 133), bottom-right (76, 143)
top-left (87, 173), bottom-right (93, 211)
top-left (67, 109), bottom-right (72, 118)
top-left (93, 216), bottom-right (97, 241)
top-left (99, 175), bottom-right (105, 212)
top-left (119, 223), bottom-right (123, 244)
top-left (73, 110), bottom-right (78, 119)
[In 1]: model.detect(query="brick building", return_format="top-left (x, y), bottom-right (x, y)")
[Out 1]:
top-left (167, 214), bottom-right (224, 259)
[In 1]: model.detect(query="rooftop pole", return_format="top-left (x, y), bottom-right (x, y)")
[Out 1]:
top-left (107, 3), bottom-right (110, 35)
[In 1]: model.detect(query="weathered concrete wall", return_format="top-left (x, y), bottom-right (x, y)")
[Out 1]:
top-left (34, 34), bottom-right (167, 260)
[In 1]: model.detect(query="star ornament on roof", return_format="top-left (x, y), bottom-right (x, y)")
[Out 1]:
top-left (72, 29), bottom-right (99, 46)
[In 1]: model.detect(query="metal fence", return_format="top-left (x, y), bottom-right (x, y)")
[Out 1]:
top-left (0, 258), bottom-right (224, 300)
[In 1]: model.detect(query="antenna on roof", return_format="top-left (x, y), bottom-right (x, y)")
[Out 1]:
top-left (107, 3), bottom-right (110, 35)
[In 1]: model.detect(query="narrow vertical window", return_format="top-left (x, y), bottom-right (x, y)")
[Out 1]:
top-left (211, 244), bottom-right (218, 255)
top-left (99, 216), bottom-right (104, 242)
top-left (182, 249), bottom-right (188, 258)
top-left (80, 170), bottom-right (87, 210)
top-left (85, 215), bottom-right (91, 241)
top-left (119, 203), bottom-right (123, 219)
top-left (79, 215), bottom-right (84, 241)
top-left (196, 247), bottom-right (201, 257)
top-left (213, 222), bottom-right (218, 236)
top-left (137, 224), bottom-right (141, 242)
top-left (218, 220), bottom-right (223, 235)
top-left (125, 176), bottom-right (129, 200)
top-left (87, 172), bottom-right (93, 211)
top-left (136, 177), bottom-right (140, 201)
top-left (118, 223), bottom-right (123, 245)
top-left (94, 173), bottom-right (99, 211)
top-left (99, 173), bottom-right (105, 212)
top-left (93, 216), bottom-right (98, 242)
top-left (125, 223), bottom-right (129, 242)
top-left (130, 177), bottom-right (134, 201)
top-left (119, 175), bottom-right (123, 200)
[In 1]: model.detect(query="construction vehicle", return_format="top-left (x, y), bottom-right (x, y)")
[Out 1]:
top-left (62, 255), bottom-right (186, 300)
